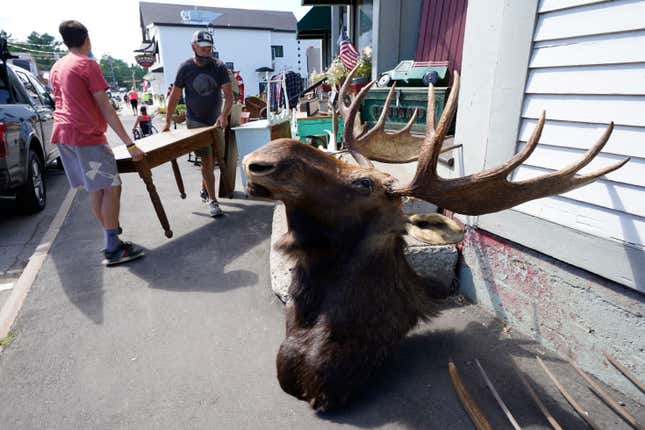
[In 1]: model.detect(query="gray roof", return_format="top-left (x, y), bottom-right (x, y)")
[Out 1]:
top-left (139, 2), bottom-right (297, 32)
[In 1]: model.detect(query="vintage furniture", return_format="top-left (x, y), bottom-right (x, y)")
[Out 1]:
top-left (244, 96), bottom-right (267, 119)
top-left (296, 115), bottom-right (344, 145)
top-left (114, 126), bottom-right (234, 238)
top-left (231, 119), bottom-right (291, 190)
top-left (360, 86), bottom-right (448, 135)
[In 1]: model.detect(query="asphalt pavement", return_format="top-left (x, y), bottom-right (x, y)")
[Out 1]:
top-left (0, 109), bottom-right (643, 429)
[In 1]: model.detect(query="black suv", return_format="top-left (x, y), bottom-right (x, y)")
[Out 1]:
top-left (1, 62), bottom-right (58, 213)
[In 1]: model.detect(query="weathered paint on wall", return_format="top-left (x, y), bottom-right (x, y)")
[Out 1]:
top-left (459, 228), bottom-right (644, 402)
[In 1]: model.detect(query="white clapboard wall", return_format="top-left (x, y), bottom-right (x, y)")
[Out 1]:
top-left (513, 0), bottom-right (645, 250)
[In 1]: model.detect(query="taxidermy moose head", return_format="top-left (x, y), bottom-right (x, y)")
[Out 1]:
top-left (242, 67), bottom-right (628, 411)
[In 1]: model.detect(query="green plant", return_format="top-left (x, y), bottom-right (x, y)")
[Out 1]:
top-left (325, 57), bottom-right (348, 87)
top-left (354, 47), bottom-right (372, 79)
top-left (0, 331), bottom-right (16, 348)
top-left (315, 46), bottom-right (372, 87)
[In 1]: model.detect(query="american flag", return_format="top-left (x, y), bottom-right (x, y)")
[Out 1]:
top-left (338, 29), bottom-right (360, 70)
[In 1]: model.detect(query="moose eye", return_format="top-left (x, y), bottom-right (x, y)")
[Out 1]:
top-left (359, 178), bottom-right (373, 189)
top-left (353, 177), bottom-right (374, 194)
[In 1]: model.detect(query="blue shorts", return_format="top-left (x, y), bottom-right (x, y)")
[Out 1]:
top-left (56, 143), bottom-right (122, 192)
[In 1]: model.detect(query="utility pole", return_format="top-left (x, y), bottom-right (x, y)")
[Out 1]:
top-left (108, 56), bottom-right (116, 89)
top-left (125, 64), bottom-right (137, 90)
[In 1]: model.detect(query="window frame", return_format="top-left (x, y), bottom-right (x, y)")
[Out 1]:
top-left (271, 45), bottom-right (284, 60)
top-left (14, 69), bottom-right (46, 107)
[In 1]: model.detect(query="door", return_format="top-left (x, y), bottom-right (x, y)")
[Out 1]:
top-left (0, 68), bottom-right (23, 186)
top-left (14, 69), bottom-right (56, 163)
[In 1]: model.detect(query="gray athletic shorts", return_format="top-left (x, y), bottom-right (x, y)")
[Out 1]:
top-left (56, 143), bottom-right (122, 192)
top-left (186, 118), bottom-right (224, 158)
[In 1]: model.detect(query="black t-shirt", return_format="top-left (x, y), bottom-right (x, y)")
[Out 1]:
top-left (174, 58), bottom-right (230, 125)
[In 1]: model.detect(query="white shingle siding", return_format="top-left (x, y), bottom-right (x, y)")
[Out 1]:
top-left (513, 0), bottom-right (645, 255)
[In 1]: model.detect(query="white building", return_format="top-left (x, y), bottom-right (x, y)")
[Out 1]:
top-left (137, 2), bottom-right (304, 100)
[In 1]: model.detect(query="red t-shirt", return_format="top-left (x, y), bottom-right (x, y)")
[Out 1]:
top-left (128, 91), bottom-right (138, 101)
top-left (50, 53), bottom-right (109, 146)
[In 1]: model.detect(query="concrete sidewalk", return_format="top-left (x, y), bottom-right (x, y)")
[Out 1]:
top-left (0, 144), bottom-right (643, 428)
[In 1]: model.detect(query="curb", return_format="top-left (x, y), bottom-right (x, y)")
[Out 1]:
top-left (0, 187), bottom-right (77, 341)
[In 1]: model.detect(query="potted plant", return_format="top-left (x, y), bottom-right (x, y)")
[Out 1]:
top-left (351, 47), bottom-right (372, 90)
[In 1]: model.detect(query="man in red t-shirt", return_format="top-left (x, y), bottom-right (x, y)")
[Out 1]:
top-left (50, 20), bottom-right (146, 266)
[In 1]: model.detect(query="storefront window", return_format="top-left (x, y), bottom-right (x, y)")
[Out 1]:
top-left (355, 0), bottom-right (373, 51)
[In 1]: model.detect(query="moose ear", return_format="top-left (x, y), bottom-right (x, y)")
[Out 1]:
top-left (405, 213), bottom-right (464, 245)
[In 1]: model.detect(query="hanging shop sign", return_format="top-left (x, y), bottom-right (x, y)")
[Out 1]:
top-left (135, 53), bottom-right (155, 68)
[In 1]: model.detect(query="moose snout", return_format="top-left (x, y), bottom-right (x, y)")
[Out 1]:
top-left (243, 153), bottom-right (276, 177)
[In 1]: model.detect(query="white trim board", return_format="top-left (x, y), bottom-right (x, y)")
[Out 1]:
top-left (513, 166), bottom-right (645, 218)
top-left (538, 0), bottom-right (611, 13)
top-left (522, 94), bottom-right (645, 127)
top-left (535, 0), bottom-right (645, 41)
top-left (518, 119), bottom-right (645, 159)
top-left (526, 64), bottom-right (645, 95)
top-left (477, 209), bottom-right (645, 292)
top-left (530, 30), bottom-right (645, 68)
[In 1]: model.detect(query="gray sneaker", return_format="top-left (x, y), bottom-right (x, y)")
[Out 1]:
top-left (208, 200), bottom-right (223, 217)
top-left (102, 241), bottom-right (145, 266)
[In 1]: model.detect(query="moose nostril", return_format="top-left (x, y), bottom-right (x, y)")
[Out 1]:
top-left (248, 163), bottom-right (275, 174)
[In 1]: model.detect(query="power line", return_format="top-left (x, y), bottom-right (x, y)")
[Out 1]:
top-left (8, 39), bottom-right (63, 48)
top-left (7, 42), bottom-right (67, 55)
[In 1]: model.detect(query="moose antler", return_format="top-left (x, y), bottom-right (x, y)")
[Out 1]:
top-left (340, 65), bottom-right (428, 164)
top-left (341, 67), bottom-right (630, 215)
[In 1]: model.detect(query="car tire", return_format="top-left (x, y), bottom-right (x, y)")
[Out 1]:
top-left (422, 71), bottom-right (440, 86)
top-left (377, 74), bottom-right (391, 87)
top-left (16, 149), bottom-right (46, 213)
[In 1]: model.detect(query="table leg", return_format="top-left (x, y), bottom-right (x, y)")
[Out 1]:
top-left (137, 163), bottom-right (173, 238)
top-left (170, 158), bottom-right (186, 199)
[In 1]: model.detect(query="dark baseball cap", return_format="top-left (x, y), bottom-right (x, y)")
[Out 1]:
top-left (192, 31), bottom-right (213, 47)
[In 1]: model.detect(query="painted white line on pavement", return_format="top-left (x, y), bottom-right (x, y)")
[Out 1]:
top-left (0, 187), bottom-right (78, 340)
top-left (0, 282), bottom-right (14, 292)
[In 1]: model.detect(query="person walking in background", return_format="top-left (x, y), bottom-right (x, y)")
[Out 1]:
top-left (128, 87), bottom-right (139, 115)
top-left (50, 20), bottom-right (146, 266)
top-left (163, 30), bottom-right (232, 218)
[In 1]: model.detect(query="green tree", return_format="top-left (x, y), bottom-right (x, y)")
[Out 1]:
top-left (5, 31), bottom-right (65, 71)
top-left (99, 55), bottom-right (146, 90)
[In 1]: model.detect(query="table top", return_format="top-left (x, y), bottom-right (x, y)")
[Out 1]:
top-left (115, 126), bottom-right (219, 172)
top-left (231, 118), bottom-right (289, 131)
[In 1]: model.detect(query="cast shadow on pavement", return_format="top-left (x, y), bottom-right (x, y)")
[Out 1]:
top-left (316, 314), bottom-right (598, 430)
top-left (49, 190), bottom-right (272, 323)
top-left (125, 202), bottom-right (274, 293)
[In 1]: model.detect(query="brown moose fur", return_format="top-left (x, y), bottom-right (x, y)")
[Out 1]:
top-left (244, 139), bottom-right (452, 411)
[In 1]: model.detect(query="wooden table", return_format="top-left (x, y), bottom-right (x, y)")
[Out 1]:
top-left (114, 126), bottom-right (233, 238)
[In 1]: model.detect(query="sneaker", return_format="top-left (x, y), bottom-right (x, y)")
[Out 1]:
top-left (208, 200), bottom-right (223, 217)
top-left (102, 241), bottom-right (145, 266)
top-left (200, 188), bottom-right (209, 203)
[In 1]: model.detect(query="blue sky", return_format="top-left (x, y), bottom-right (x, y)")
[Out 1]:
top-left (0, 0), bottom-right (311, 63)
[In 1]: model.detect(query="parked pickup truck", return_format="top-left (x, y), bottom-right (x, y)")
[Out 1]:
top-left (0, 62), bottom-right (58, 213)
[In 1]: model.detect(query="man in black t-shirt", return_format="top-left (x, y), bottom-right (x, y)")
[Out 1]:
top-left (164, 30), bottom-right (232, 217)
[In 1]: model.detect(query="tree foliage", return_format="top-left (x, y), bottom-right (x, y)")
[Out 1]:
top-left (99, 55), bottom-right (146, 90)
top-left (1, 29), bottom-right (144, 88)
top-left (5, 31), bottom-right (65, 71)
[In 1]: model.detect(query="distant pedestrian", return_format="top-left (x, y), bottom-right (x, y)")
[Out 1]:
top-left (50, 20), bottom-right (146, 266)
top-left (163, 30), bottom-right (232, 218)
top-left (133, 106), bottom-right (153, 138)
top-left (128, 87), bottom-right (138, 115)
